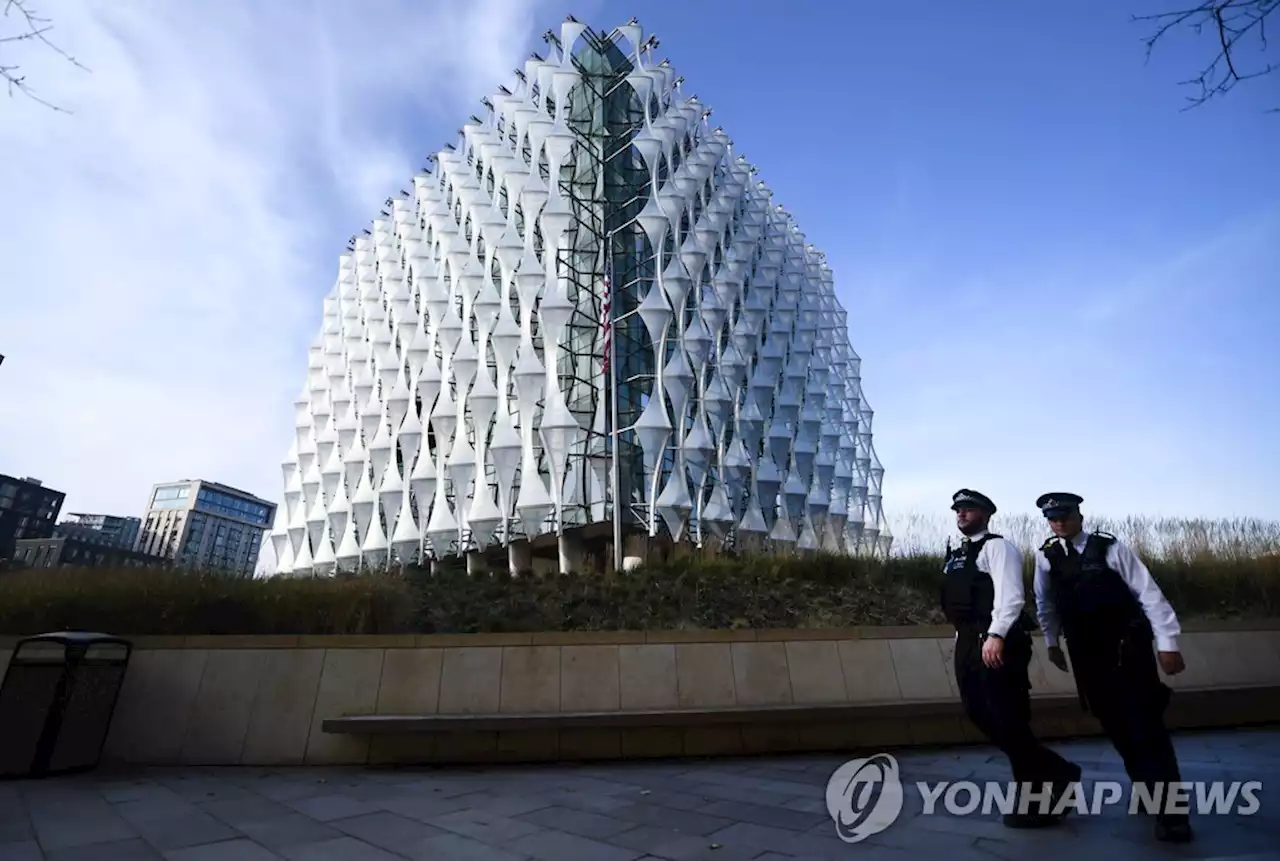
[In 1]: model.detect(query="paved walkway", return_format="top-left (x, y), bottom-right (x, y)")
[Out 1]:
top-left (2, 727), bottom-right (1278, 860)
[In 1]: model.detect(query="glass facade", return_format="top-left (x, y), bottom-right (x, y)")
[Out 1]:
top-left (482, 32), bottom-right (654, 532)
top-left (179, 512), bottom-right (205, 567)
top-left (195, 487), bottom-right (272, 527)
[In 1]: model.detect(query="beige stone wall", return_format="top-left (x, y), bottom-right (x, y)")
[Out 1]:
top-left (2, 623), bottom-right (1277, 767)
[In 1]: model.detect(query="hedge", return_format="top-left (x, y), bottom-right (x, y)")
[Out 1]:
top-left (0, 551), bottom-right (1275, 636)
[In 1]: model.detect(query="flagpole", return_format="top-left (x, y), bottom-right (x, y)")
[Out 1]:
top-left (607, 228), bottom-right (623, 574)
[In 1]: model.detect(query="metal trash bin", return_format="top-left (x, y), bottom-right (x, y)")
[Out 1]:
top-left (0, 631), bottom-right (132, 778)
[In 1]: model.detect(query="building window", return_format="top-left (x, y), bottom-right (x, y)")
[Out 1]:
top-left (151, 486), bottom-right (191, 509)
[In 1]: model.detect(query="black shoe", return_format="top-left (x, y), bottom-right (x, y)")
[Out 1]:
top-left (1048, 783), bottom-right (1077, 816)
top-left (1154, 816), bottom-right (1194, 843)
top-left (1047, 765), bottom-right (1084, 817)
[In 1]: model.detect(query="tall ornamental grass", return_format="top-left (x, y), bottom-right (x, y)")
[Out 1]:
top-left (886, 509), bottom-right (1280, 562)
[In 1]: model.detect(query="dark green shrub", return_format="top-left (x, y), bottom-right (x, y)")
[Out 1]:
top-left (0, 566), bottom-right (415, 636)
top-left (0, 551), bottom-right (1274, 636)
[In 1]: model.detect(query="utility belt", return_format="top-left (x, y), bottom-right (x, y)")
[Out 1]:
top-left (953, 611), bottom-right (1035, 635)
top-left (1064, 615), bottom-right (1151, 665)
top-left (954, 617), bottom-right (1033, 650)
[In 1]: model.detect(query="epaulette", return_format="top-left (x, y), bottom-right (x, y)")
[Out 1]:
top-left (1039, 536), bottom-right (1060, 552)
top-left (1092, 530), bottom-right (1117, 541)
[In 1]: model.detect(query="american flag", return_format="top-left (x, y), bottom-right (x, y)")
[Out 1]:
top-left (601, 248), bottom-right (613, 377)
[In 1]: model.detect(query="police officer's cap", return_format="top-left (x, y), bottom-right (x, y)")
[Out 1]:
top-left (951, 489), bottom-right (996, 514)
top-left (1036, 492), bottom-right (1083, 518)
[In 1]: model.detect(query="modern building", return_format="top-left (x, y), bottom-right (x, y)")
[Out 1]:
top-left (136, 479), bottom-right (275, 575)
top-left (13, 535), bottom-right (167, 570)
top-left (269, 18), bottom-right (889, 576)
top-left (0, 474), bottom-right (65, 561)
top-left (56, 512), bottom-right (142, 550)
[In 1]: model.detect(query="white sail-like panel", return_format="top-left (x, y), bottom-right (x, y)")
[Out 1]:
top-left (269, 18), bottom-right (890, 574)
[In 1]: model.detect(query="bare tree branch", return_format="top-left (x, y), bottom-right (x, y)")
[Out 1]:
top-left (1, 0), bottom-right (88, 113)
top-left (1135, 0), bottom-right (1279, 110)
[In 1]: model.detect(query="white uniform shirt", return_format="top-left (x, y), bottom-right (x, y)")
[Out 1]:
top-left (954, 530), bottom-right (1026, 639)
top-left (1033, 530), bottom-right (1182, 652)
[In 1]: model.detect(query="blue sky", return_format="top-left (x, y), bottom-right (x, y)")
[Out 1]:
top-left (1, 0), bottom-right (1276, 546)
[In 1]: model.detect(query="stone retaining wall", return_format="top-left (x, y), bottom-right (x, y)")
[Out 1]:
top-left (2, 622), bottom-right (1277, 767)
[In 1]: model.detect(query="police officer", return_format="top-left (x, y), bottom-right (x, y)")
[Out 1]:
top-left (1032, 492), bottom-right (1192, 843)
top-left (942, 489), bottom-right (1082, 827)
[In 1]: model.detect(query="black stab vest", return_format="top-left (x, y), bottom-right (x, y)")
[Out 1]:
top-left (940, 534), bottom-right (1000, 631)
top-left (1041, 533), bottom-right (1149, 646)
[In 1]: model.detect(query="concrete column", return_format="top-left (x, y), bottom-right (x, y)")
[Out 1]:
top-left (558, 532), bottom-right (585, 574)
top-left (507, 540), bottom-right (533, 576)
top-left (465, 551), bottom-right (485, 575)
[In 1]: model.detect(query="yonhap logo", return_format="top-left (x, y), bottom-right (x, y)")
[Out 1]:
top-left (824, 752), bottom-right (1263, 837)
top-left (825, 753), bottom-right (905, 842)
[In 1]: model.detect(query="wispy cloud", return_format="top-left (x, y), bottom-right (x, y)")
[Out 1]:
top-left (0, 0), bottom-right (552, 519)
top-left (853, 204), bottom-right (1280, 532)
top-left (1077, 205), bottom-right (1280, 324)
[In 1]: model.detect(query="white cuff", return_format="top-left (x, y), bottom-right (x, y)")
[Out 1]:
top-left (1155, 635), bottom-right (1179, 652)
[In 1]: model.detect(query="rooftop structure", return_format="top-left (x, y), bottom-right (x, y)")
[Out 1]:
top-left (57, 512), bottom-right (142, 550)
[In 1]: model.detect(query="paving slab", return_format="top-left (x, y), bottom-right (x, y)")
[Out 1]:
top-left (3, 727), bottom-right (1277, 859)
top-left (44, 838), bottom-right (163, 861)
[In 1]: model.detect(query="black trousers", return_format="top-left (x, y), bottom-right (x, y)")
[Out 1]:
top-left (955, 628), bottom-right (1080, 799)
top-left (1071, 635), bottom-right (1183, 817)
